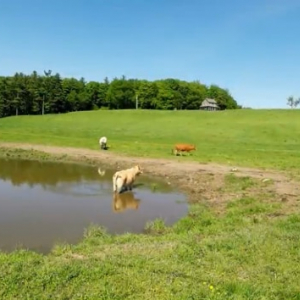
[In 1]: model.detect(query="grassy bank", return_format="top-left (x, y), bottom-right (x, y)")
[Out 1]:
top-left (1, 109), bottom-right (300, 171)
top-left (1, 171), bottom-right (300, 299)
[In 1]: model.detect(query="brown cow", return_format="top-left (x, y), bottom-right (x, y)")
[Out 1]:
top-left (172, 143), bottom-right (196, 156)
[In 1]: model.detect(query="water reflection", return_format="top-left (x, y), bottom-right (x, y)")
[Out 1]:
top-left (0, 158), bottom-right (174, 193)
top-left (97, 167), bottom-right (106, 177)
top-left (0, 157), bottom-right (188, 254)
top-left (0, 157), bottom-right (100, 187)
top-left (113, 192), bottom-right (141, 213)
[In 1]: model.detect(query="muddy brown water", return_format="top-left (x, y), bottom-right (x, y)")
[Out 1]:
top-left (0, 157), bottom-right (187, 254)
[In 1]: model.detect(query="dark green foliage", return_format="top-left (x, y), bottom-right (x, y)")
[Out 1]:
top-left (0, 71), bottom-right (240, 117)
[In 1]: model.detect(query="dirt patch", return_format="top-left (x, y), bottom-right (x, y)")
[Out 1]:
top-left (0, 142), bottom-right (299, 210)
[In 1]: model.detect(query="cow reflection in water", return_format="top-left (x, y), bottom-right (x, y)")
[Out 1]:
top-left (112, 192), bottom-right (141, 213)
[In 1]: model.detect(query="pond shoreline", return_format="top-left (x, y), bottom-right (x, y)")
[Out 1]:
top-left (0, 142), bottom-right (299, 208)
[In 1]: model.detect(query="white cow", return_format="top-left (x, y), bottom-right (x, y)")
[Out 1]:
top-left (99, 136), bottom-right (107, 150)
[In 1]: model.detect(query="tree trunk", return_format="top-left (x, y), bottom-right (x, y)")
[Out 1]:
top-left (42, 96), bottom-right (45, 115)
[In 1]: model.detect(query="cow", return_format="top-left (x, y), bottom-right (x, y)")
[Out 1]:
top-left (172, 143), bottom-right (196, 156)
top-left (99, 136), bottom-right (108, 150)
top-left (112, 191), bottom-right (141, 213)
top-left (112, 165), bottom-right (143, 194)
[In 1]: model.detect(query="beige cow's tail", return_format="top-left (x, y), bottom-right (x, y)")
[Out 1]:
top-left (113, 174), bottom-right (123, 194)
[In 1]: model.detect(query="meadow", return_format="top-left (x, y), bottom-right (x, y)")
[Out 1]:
top-left (1, 109), bottom-right (300, 171)
top-left (0, 109), bottom-right (300, 299)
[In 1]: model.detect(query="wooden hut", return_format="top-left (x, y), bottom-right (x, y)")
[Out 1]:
top-left (199, 98), bottom-right (219, 111)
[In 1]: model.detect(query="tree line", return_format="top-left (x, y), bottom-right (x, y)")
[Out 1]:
top-left (0, 70), bottom-right (240, 118)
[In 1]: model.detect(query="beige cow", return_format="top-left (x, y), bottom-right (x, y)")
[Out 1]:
top-left (112, 165), bottom-right (143, 194)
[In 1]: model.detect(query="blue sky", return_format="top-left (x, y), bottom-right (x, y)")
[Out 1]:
top-left (0, 0), bottom-right (299, 108)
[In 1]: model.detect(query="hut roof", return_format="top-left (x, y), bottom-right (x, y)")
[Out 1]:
top-left (200, 98), bottom-right (219, 108)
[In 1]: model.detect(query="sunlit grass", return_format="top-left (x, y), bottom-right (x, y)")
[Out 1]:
top-left (1, 109), bottom-right (300, 171)
top-left (1, 109), bottom-right (300, 299)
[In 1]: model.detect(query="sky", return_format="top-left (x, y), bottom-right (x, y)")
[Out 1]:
top-left (0, 0), bottom-right (299, 109)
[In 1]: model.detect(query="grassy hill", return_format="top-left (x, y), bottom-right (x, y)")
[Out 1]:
top-left (1, 109), bottom-right (300, 171)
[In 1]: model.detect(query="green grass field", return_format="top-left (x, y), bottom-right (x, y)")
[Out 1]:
top-left (1, 109), bottom-right (300, 171)
top-left (1, 109), bottom-right (300, 299)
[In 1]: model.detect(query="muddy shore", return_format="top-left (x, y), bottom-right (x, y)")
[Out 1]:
top-left (0, 142), bottom-right (299, 210)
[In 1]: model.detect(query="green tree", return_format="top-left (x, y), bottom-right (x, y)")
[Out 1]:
top-left (287, 96), bottom-right (300, 109)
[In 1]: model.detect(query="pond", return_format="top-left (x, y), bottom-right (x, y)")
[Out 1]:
top-left (0, 157), bottom-right (187, 254)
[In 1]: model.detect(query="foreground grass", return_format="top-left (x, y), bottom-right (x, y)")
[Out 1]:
top-left (1, 109), bottom-right (300, 172)
top-left (0, 170), bottom-right (300, 299)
